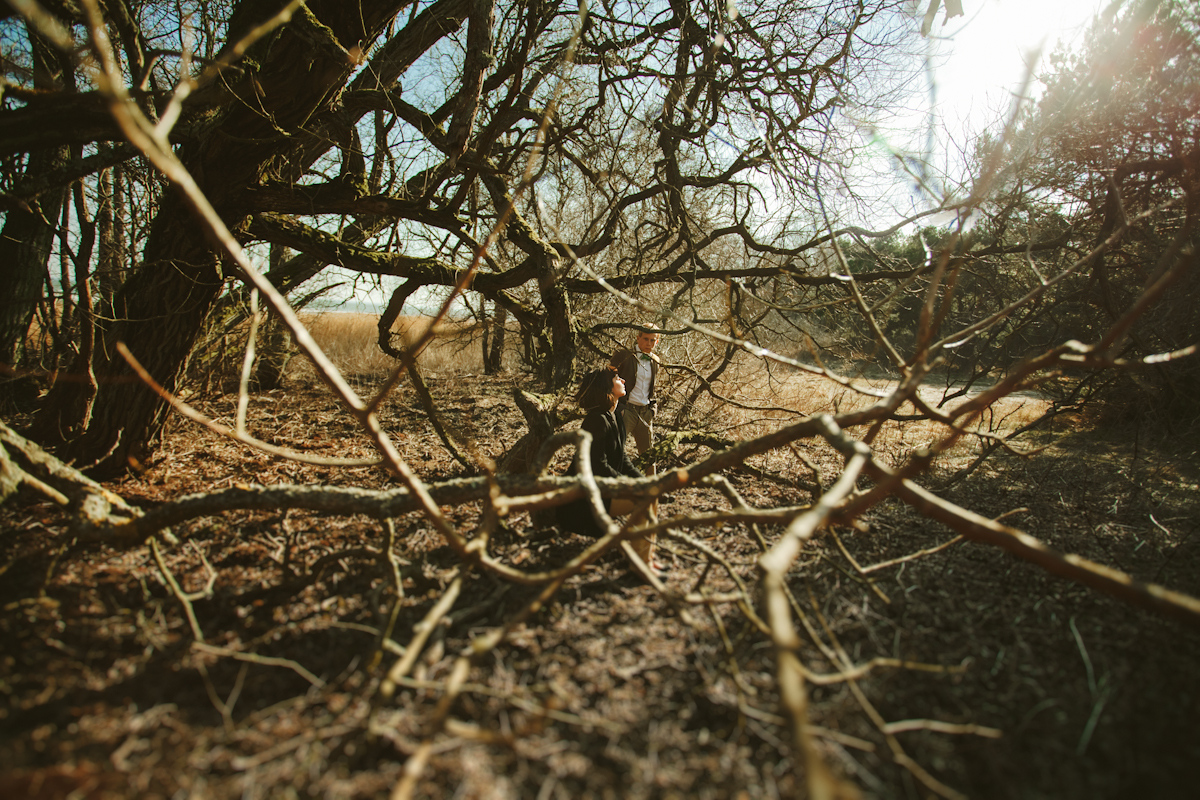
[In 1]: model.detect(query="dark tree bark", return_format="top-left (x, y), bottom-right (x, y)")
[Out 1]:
top-left (93, 159), bottom-right (127, 312)
top-left (484, 301), bottom-right (507, 374)
top-left (0, 25), bottom-right (73, 367)
top-left (32, 0), bottom-right (419, 474)
top-left (0, 151), bottom-right (68, 365)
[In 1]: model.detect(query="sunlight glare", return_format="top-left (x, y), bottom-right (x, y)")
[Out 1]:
top-left (931, 0), bottom-right (1110, 134)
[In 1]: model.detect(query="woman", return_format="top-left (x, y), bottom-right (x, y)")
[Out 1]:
top-left (556, 368), bottom-right (660, 571)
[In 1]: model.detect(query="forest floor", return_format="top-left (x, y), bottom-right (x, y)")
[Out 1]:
top-left (2, 371), bottom-right (1199, 799)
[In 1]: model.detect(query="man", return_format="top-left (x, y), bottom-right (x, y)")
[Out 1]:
top-left (610, 323), bottom-right (661, 459)
top-left (610, 323), bottom-right (664, 574)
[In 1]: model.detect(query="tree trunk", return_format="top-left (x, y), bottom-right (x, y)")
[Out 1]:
top-left (539, 258), bottom-right (577, 390)
top-left (94, 159), bottom-right (128, 313)
top-left (484, 300), bottom-right (507, 374)
top-left (497, 388), bottom-right (561, 474)
top-left (0, 164), bottom-right (67, 365)
top-left (252, 243), bottom-right (296, 391)
top-left (31, 0), bottom-right (411, 475)
top-left (0, 26), bottom-right (72, 367)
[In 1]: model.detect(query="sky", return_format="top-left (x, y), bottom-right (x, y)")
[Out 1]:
top-left (854, 0), bottom-right (1112, 221)
top-left (927, 0), bottom-right (1109, 141)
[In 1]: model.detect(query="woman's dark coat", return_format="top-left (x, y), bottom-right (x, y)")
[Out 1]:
top-left (555, 407), bottom-right (643, 537)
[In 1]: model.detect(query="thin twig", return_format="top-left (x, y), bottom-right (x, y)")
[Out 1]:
top-left (150, 536), bottom-right (204, 643)
top-left (192, 641), bottom-right (326, 689)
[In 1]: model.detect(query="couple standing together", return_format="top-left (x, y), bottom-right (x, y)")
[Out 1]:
top-left (558, 324), bottom-right (664, 573)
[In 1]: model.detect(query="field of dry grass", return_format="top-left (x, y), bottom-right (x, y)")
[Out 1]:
top-left (633, 349), bottom-right (1052, 484)
top-left (288, 311), bottom-right (1056, 498)
top-left (295, 312), bottom-right (498, 384)
top-left (295, 312), bottom-right (1048, 452)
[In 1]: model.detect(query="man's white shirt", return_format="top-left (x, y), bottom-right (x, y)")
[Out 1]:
top-left (628, 354), bottom-right (653, 406)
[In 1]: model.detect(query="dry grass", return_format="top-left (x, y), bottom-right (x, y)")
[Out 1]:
top-left (680, 362), bottom-right (1051, 475)
top-left (287, 316), bottom-right (1051, 484)
top-left (293, 313), bottom-right (505, 386)
top-left (185, 312), bottom-right (1055, 504)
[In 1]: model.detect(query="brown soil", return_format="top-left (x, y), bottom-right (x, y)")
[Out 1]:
top-left (2, 373), bottom-right (1198, 799)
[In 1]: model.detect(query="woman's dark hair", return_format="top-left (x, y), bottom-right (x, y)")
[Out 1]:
top-left (576, 367), bottom-right (618, 410)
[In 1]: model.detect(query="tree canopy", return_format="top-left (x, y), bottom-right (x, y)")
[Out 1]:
top-left (1, 0), bottom-right (927, 472)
